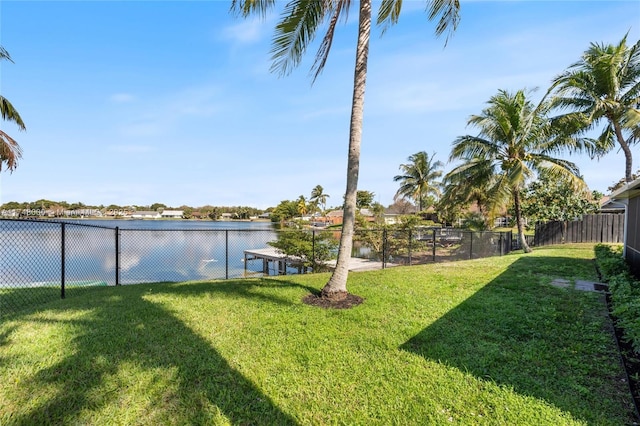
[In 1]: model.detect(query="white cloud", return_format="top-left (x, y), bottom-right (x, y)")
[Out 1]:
top-left (109, 93), bottom-right (135, 103)
top-left (115, 84), bottom-right (229, 138)
top-left (221, 17), bottom-right (270, 44)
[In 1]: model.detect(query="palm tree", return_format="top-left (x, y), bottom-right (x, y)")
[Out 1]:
top-left (296, 195), bottom-right (308, 218)
top-left (439, 162), bottom-right (496, 227)
top-left (232, 0), bottom-right (460, 301)
top-left (393, 151), bottom-right (443, 212)
top-left (447, 89), bottom-right (587, 253)
top-left (548, 34), bottom-right (640, 183)
top-left (310, 184), bottom-right (329, 222)
top-left (0, 46), bottom-right (26, 173)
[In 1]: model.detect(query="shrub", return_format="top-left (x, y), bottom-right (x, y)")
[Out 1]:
top-left (268, 229), bottom-right (338, 272)
top-left (595, 244), bottom-right (626, 278)
top-left (595, 244), bottom-right (640, 353)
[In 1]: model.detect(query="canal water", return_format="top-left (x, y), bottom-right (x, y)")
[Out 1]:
top-left (1, 219), bottom-right (284, 288)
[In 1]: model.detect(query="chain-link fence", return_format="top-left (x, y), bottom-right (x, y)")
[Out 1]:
top-left (1, 219), bottom-right (515, 317)
top-left (1, 220), bottom-right (116, 315)
top-left (354, 227), bottom-right (514, 266)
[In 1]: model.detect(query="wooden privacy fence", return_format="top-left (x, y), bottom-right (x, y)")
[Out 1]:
top-left (534, 214), bottom-right (624, 246)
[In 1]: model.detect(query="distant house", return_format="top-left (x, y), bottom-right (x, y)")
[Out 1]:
top-left (383, 203), bottom-right (421, 225)
top-left (599, 195), bottom-right (626, 214)
top-left (160, 210), bottom-right (184, 219)
top-left (325, 210), bottom-right (343, 225)
top-left (220, 213), bottom-right (233, 220)
top-left (359, 209), bottom-right (375, 221)
top-left (132, 211), bottom-right (161, 219)
top-left (383, 213), bottom-right (400, 225)
top-left (323, 209), bottom-right (376, 225)
top-left (610, 177), bottom-right (640, 278)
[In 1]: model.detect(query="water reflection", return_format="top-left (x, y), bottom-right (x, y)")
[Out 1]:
top-left (1, 220), bottom-right (279, 288)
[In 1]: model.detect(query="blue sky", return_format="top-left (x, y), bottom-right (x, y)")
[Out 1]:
top-left (1, 1), bottom-right (638, 209)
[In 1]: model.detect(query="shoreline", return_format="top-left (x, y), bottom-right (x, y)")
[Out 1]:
top-left (0, 216), bottom-right (272, 223)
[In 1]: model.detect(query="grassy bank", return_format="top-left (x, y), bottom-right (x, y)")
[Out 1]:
top-left (0, 244), bottom-right (635, 424)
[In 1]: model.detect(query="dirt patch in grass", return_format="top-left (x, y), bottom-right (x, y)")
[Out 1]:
top-left (302, 292), bottom-right (364, 309)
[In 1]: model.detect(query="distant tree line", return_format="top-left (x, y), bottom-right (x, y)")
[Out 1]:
top-left (0, 199), bottom-right (267, 220)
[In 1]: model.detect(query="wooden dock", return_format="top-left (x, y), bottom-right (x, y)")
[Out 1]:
top-left (243, 247), bottom-right (305, 275)
top-left (243, 247), bottom-right (394, 276)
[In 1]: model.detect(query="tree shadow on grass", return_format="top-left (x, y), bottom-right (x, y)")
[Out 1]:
top-left (400, 256), bottom-right (636, 425)
top-left (8, 280), bottom-right (299, 425)
top-left (1, 287), bottom-right (62, 318)
top-left (1, 285), bottom-right (110, 320)
top-left (152, 277), bottom-right (319, 307)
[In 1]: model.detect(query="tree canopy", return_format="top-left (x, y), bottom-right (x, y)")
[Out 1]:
top-left (520, 176), bottom-right (601, 224)
top-left (548, 34), bottom-right (640, 182)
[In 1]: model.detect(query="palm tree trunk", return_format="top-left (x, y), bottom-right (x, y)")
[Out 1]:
top-left (513, 190), bottom-right (532, 253)
top-left (613, 120), bottom-right (634, 182)
top-left (322, 0), bottom-right (371, 300)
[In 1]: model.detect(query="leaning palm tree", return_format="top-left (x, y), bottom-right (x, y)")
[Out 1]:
top-left (232, 0), bottom-right (460, 301)
top-left (447, 89), bottom-right (587, 253)
top-left (0, 46), bottom-right (26, 172)
top-left (548, 34), bottom-right (640, 183)
top-left (393, 151), bottom-right (443, 212)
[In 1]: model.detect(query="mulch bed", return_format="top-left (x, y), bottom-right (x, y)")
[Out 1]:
top-left (302, 292), bottom-right (364, 309)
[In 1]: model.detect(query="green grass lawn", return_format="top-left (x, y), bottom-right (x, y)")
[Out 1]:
top-left (0, 244), bottom-right (635, 425)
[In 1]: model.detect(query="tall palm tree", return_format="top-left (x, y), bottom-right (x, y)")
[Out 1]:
top-left (232, 0), bottom-right (460, 300)
top-left (447, 89), bottom-right (587, 253)
top-left (0, 46), bottom-right (26, 173)
top-left (548, 34), bottom-right (640, 183)
top-left (393, 151), bottom-right (443, 212)
top-left (310, 184), bottom-right (329, 221)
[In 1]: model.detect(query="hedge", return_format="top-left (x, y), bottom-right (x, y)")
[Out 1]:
top-left (595, 244), bottom-right (640, 353)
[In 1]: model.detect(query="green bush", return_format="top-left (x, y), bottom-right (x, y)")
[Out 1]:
top-left (595, 244), bottom-right (640, 353)
top-left (595, 244), bottom-right (626, 278)
top-left (268, 229), bottom-right (338, 272)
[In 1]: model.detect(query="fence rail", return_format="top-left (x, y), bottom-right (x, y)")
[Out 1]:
top-left (1, 219), bottom-right (516, 317)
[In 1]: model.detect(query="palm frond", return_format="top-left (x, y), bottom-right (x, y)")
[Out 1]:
top-left (377, 0), bottom-right (403, 35)
top-left (536, 161), bottom-right (587, 193)
top-left (426, 0), bottom-right (460, 43)
top-left (310, 0), bottom-right (351, 82)
top-left (230, 0), bottom-right (278, 18)
top-left (270, 0), bottom-right (329, 77)
top-left (0, 96), bottom-right (26, 130)
top-left (0, 130), bottom-right (22, 172)
top-left (0, 46), bottom-right (13, 63)
top-left (450, 135), bottom-right (498, 162)
top-left (594, 124), bottom-right (618, 153)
